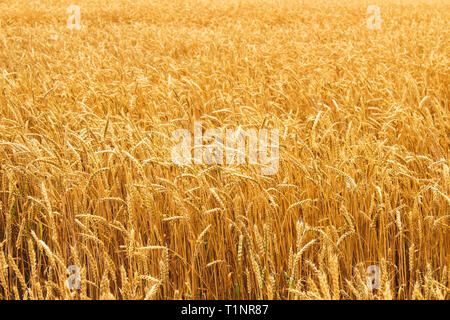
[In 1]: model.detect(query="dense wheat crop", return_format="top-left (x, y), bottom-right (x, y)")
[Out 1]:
top-left (0, 0), bottom-right (448, 300)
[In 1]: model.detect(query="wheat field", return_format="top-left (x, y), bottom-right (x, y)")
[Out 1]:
top-left (0, 0), bottom-right (449, 300)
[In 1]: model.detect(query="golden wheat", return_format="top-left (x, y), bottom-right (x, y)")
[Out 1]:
top-left (0, 0), bottom-right (448, 300)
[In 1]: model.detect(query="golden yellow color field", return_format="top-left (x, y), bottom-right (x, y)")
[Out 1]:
top-left (0, 0), bottom-right (448, 299)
